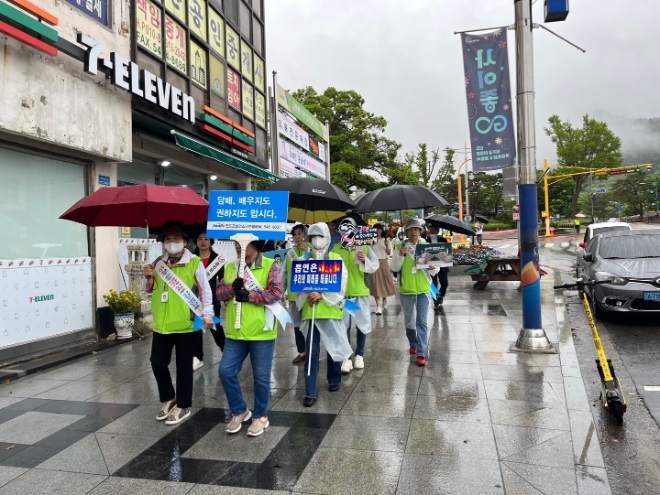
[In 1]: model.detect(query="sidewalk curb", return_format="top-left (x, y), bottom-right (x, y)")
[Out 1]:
top-left (0, 335), bottom-right (142, 385)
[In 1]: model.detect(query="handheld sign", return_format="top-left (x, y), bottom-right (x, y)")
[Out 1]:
top-left (339, 224), bottom-right (378, 249)
top-left (415, 243), bottom-right (453, 268)
top-left (290, 259), bottom-right (342, 293)
top-left (207, 191), bottom-right (289, 240)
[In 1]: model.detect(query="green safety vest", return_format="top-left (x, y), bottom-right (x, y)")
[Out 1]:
top-left (300, 252), bottom-right (343, 320)
top-left (332, 244), bottom-right (369, 297)
top-left (399, 241), bottom-right (431, 296)
top-left (224, 256), bottom-right (277, 341)
top-left (152, 256), bottom-right (201, 334)
top-left (285, 246), bottom-right (307, 301)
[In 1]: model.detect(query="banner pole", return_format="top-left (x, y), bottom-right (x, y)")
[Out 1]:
top-left (307, 304), bottom-right (315, 376)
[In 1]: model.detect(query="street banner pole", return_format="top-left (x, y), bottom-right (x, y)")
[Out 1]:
top-left (512, 0), bottom-right (554, 352)
top-left (270, 71), bottom-right (280, 178)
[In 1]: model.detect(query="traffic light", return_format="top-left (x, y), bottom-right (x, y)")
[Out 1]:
top-left (591, 193), bottom-right (597, 202)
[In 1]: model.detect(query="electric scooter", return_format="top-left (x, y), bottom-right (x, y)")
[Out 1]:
top-left (554, 278), bottom-right (627, 424)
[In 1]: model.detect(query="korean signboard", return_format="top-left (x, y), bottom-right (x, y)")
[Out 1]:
top-left (226, 24), bottom-right (240, 69)
top-left (461, 30), bottom-right (516, 172)
top-left (276, 83), bottom-right (328, 141)
top-left (165, 17), bottom-right (187, 74)
top-left (207, 191), bottom-right (290, 241)
top-left (208, 8), bottom-right (225, 57)
top-left (241, 43), bottom-right (253, 82)
top-left (165, 0), bottom-right (186, 24)
top-left (188, 0), bottom-right (206, 41)
top-left (136, 0), bottom-right (162, 58)
top-left (289, 260), bottom-right (343, 293)
top-left (190, 40), bottom-right (207, 89)
top-left (415, 243), bottom-right (453, 268)
top-left (279, 138), bottom-right (326, 180)
top-left (253, 56), bottom-right (265, 93)
top-left (254, 92), bottom-right (266, 129)
top-left (66, 0), bottom-right (108, 26)
top-left (242, 81), bottom-right (254, 120)
top-left (227, 66), bottom-right (241, 110)
top-left (278, 110), bottom-right (310, 151)
top-left (210, 57), bottom-right (225, 98)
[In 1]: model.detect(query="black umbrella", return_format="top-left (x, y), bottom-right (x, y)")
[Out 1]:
top-left (355, 185), bottom-right (448, 213)
top-left (425, 214), bottom-right (476, 236)
top-left (266, 178), bottom-right (356, 223)
top-left (475, 215), bottom-right (490, 224)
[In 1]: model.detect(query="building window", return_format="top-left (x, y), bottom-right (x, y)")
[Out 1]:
top-left (117, 158), bottom-right (158, 186)
top-left (252, 0), bottom-right (261, 19)
top-left (224, 0), bottom-right (238, 26)
top-left (0, 145), bottom-right (88, 259)
top-left (252, 16), bottom-right (262, 55)
top-left (239, 1), bottom-right (250, 40)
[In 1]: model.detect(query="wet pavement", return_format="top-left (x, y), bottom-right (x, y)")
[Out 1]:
top-left (0, 274), bottom-right (608, 494)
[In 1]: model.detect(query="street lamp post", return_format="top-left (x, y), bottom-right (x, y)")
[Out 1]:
top-left (512, 0), bottom-right (554, 352)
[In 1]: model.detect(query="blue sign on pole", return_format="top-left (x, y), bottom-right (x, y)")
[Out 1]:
top-left (596, 188), bottom-right (606, 194)
top-left (207, 191), bottom-right (289, 240)
top-left (98, 175), bottom-right (110, 186)
top-left (289, 260), bottom-right (342, 293)
top-left (65, 0), bottom-right (109, 26)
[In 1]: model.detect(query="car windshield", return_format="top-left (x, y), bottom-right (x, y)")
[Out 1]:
top-left (599, 235), bottom-right (660, 259)
top-left (592, 226), bottom-right (629, 237)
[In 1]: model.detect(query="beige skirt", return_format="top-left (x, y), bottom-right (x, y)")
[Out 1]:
top-left (370, 258), bottom-right (396, 298)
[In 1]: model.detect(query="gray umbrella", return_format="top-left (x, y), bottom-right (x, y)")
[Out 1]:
top-left (425, 214), bottom-right (476, 236)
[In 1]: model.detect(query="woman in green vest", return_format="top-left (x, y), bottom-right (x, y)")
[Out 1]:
top-left (389, 219), bottom-right (439, 367)
top-left (142, 222), bottom-right (214, 426)
top-left (332, 217), bottom-right (379, 373)
top-left (279, 223), bottom-right (309, 364)
top-left (294, 223), bottom-right (352, 408)
top-left (216, 239), bottom-right (283, 437)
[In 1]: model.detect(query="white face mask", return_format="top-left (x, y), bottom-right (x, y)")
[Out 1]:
top-left (165, 241), bottom-right (185, 255)
top-left (311, 237), bottom-right (327, 250)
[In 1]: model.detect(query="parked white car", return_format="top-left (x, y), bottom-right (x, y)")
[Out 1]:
top-left (576, 222), bottom-right (631, 277)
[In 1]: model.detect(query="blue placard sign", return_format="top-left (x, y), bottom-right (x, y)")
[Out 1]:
top-left (98, 174), bottom-right (110, 186)
top-left (289, 260), bottom-right (342, 293)
top-left (207, 191), bottom-right (290, 240)
top-left (65, 0), bottom-right (109, 26)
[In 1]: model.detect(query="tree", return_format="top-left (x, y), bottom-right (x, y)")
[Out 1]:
top-left (609, 170), bottom-right (657, 218)
top-left (431, 148), bottom-right (458, 213)
top-left (537, 167), bottom-right (582, 218)
top-left (469, 172), bottom-right (504, 216)
top-left (290, 86), bottom-right (407, 193)
top-left (544, 114), bottom-right (624, 216)
top-left (577, 190), bottom-right (617, 221)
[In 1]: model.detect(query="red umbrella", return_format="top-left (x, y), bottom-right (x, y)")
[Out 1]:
top-left (60, 184), bottom-right (209, 228)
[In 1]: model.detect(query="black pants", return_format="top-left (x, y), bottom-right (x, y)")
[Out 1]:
top-left (432, 268), bottom-right (449, 305)
top-left (150, 331), bottom-right (195, 409)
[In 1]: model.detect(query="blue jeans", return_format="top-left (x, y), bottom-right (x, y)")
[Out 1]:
top-left (219, 338), bottom-right (276, 418)
top-left (346, 323), bottom-right (367, 357)
top-left (403, 294), bottom-right (430, 357)
top-left (304, 325), bottom-right (342, 399)
top-left (294, 327), bottom-right (306, 354)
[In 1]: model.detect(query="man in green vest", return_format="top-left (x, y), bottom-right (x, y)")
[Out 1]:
top-left (216, 238), bottom-right (283, 437)
top-left (390, 219), bottom-right (439, 367)
top-left (143, 222), bottom-right (214, 426)
top-left (295, 223), bottom-right (352, 408)
top-left (280, 223), bottom-right (309, 364)
top-left (332, 218), bottom-right (379, 373)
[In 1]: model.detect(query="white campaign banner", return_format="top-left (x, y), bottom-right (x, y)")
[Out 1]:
top-left (277, 111), bottom-right (310, 151)
top-left (279, 138), bottom-right (326, 180)
top-left (0, 258), bottom-right (93, 347)
top-left (318, 141), bottom-right (327, 164)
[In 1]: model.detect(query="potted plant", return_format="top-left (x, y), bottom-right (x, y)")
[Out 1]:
top-left (103, 289), bottom-right (143, 339)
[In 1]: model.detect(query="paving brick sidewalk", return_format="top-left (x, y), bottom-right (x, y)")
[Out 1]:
top-left (0, 274), bottom-right (609, 494)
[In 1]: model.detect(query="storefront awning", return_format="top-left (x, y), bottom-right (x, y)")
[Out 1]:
top-left (172, 131), bottom-right (279, 182)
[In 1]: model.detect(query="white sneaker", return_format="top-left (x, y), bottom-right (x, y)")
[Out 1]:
top-left (193, 357), bottom-right (204, 371)
top-left (375, 306), bottom-right (382, 315)
top-left (341, 359), bottom-right (353, 374)
top-left (354, 355), bottom-right (364, 369)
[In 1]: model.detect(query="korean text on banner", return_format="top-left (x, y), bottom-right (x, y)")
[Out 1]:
top-left (207, 191), bottom-right (290, 241)
top-left (136, 0), bottom-right (162, 58)
top-left (289, 260), bottom-right (343, 293)
top-left (66, 0), bottom-right (108, 26)
top-left (275, 83), bottom-right (329, 142)
top-left (461, 29), bottom-right (516, 172)
top-left (279, 138), bottom-right (326, 180)
top-left (165, 16), bottom-right (187, 74)
top-left (227, 66), bottom-right (241, 110)
top-left (278, 110), bottom-right (310, 151)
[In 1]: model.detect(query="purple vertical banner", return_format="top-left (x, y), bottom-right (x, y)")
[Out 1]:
top-left (519, 184), bottom-right (542, 329)
top-left (461, 29), bottom-right (516, 172)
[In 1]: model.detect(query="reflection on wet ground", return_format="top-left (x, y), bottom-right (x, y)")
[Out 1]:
top-left (0, 276), bottom-right (609, 494)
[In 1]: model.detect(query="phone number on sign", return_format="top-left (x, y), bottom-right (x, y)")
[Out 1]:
top-left (208, 222), bottom-right (285, 230)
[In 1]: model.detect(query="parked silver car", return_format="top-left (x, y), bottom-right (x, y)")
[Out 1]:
top-left (579, 230), bottom-right (660, 314)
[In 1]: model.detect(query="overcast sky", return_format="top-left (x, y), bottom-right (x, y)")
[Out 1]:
top-left (265, 0), bottom-right (660, 168)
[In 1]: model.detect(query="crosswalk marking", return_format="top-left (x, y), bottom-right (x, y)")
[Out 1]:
top-left (544, 243), bottom-right (554, 248)
top-left (561, 242), bottom-right (569, 247)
